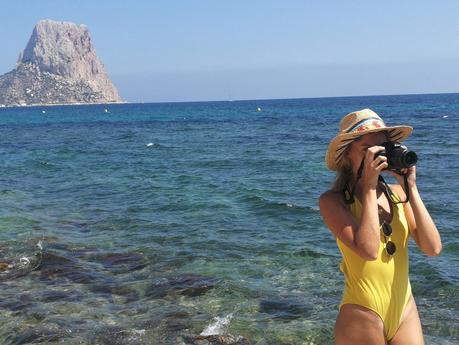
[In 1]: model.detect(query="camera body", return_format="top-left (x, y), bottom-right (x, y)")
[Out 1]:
top-left (375, 141), bottom-right (417, 171)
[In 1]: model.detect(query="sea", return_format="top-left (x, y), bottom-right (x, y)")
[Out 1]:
top-left (0, 93), bottom-right (457, 345)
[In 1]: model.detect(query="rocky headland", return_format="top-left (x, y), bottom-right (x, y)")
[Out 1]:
top-left (0, 19), bottom-right (122, 107)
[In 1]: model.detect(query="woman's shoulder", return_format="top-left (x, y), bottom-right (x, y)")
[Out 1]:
top-left (319, 189), bottom-right (346, 209)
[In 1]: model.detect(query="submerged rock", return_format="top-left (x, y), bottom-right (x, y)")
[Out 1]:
top-left (39, 251), bottom-right (114, 285)
top-left (87, 251), bottom-right (148, 274)
top-left (92, 326), bottom-right (146, 345)
top-left (259, 298), bottom-right (313, 320)
top-left (0, 252), bottom-right (42, 281)
top-left (12, 324), bottom-right (69, 344)
top-left (181, 333), bottom-right (250, 345)
top-left (88, 281), bottom-right (139, 303)
top-left (39, 251), bottom-right (82, 281)
top-left (141, 310), bottom-right (192, 333)
top-left (0, 293), bottom-right (34, 312)
top-left (145, 274), bottom-right (220, 299)
top-left (38, 289), bottom-right (83, 303)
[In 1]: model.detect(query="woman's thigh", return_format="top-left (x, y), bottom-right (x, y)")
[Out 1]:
top-left (335, 304), bottom-right (387, 345)
top-left (389, 296), bottom-right (424, 345)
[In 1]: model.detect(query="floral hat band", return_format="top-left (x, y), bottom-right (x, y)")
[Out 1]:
top-left (325, 109), bottom-right (413, 171)
top-left (345, 117), bottom-right (385, 134)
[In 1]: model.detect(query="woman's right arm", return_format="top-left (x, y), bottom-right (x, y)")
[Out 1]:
top-left (319, 147), bottom-right (387, 260)
top-left (319, 190), bottom-right (380, 260)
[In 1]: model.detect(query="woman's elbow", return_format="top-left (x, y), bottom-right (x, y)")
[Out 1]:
top-left (362, 251), bottom-right (379, 261)
top-left (424, 241), bottom-right (442, 257)
top-left (356, 245), bottom-right (379, 261)
top-left (353, 240), bottom-right (379, 261)
top-left (427, 243), bottom-right (442, 257)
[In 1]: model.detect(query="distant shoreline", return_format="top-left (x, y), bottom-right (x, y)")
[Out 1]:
top-left (0, 101), bottom-right (128, 109)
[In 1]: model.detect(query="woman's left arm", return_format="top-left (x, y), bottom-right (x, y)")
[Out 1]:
top-left (390, 166), bottom-right (442, 256)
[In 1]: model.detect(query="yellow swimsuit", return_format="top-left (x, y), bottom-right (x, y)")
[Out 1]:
top-left (336, 193), bottom-right (412, 341)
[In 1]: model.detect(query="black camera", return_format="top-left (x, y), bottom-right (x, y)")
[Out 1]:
top-left (375, 141), bottom-right (417, 171)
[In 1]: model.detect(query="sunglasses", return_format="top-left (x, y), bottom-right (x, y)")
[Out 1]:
top-left (381, 222), bottom-right (396, 256)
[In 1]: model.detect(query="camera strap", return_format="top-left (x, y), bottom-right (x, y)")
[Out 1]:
top-left (379, 174), bottom-right (410, 204)
top-left (343, 160), bottom-right (364, 204)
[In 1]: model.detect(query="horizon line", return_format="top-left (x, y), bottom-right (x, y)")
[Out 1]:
top-left (126, 91), bottom-right (459, 105)
top-left (1, 91), bottom-right (457, 110)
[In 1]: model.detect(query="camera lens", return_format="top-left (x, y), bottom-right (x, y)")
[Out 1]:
top-left (382, 141), bottom-right (418, 170)
top-left (403, 151), bottom-right (417, 167)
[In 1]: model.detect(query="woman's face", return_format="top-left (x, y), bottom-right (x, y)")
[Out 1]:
top-left (346, 131), bottom-right (389, 173)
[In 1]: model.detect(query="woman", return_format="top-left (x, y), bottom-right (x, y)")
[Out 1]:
top-left (319, 109), bottom-right (442, 345)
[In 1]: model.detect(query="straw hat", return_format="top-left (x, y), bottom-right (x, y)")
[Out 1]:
top-left (325, 108), bottom-right (413, 171)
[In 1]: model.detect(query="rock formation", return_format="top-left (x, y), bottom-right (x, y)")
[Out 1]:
top-left (0, 19), bottom-right (122, 107)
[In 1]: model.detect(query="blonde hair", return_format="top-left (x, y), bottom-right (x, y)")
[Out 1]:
top-left (330, 136), bottom-right (361, 193)
top-left (331, 152), bottom-right (353, 193)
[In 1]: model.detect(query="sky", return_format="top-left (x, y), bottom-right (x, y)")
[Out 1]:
top-left (1, 1), bottom-right (459, 102)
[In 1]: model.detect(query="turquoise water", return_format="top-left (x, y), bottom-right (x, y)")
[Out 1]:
top-left (0, 94), bottom-right (458, 344)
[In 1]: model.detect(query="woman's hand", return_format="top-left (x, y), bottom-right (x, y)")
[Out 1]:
top-left (387, 165), bottom-right (417, 189)
top-left (360, 146), bottom-right (388, 190)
